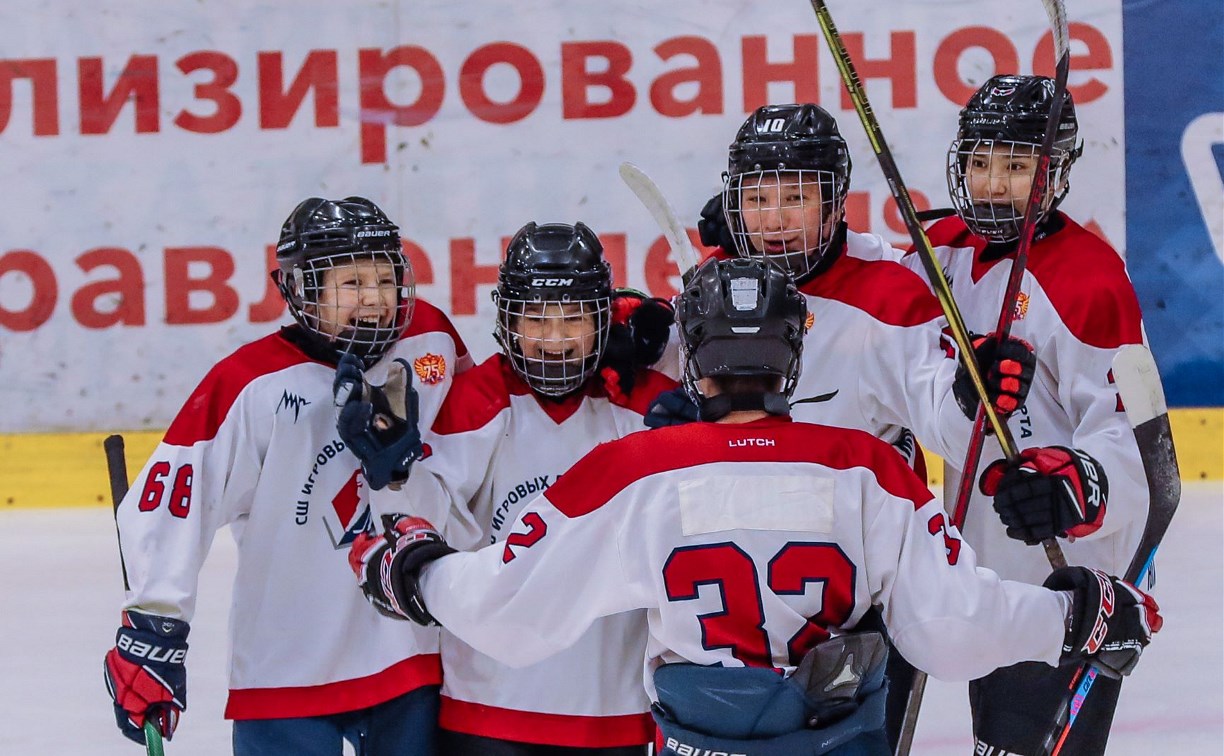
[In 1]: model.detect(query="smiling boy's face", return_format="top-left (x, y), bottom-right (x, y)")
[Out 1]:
top-left (310, 258), bottom-right (400, 338)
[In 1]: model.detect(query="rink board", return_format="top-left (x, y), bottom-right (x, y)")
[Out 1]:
top-left (1, 408), bottom-right (1220, 508)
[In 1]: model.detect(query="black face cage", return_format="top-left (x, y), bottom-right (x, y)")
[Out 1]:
top-left (722, 169), bottom-right (848, 279)
top-left (946, 138), bottom-right (1076, 243)
top-left (279, 247), bottom-right (414, 364)
top-left (495, 296), bottom-right (611, 397)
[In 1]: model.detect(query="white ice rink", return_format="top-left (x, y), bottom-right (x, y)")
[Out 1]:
top-left (1, 482), bottom-right (1220, 755)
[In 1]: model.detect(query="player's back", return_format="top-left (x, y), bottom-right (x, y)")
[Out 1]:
top-left (538, 414), bottom-right (948, 692)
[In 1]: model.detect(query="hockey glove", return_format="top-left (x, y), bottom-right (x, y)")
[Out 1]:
top-left (349, 513), bottom-right (456, 625)
top-left (644, 386), bottom-right (701, 429)
top-left (952, 333), bottom-right (1036, 421)
top-left (981, 446), bottom-right (1108, 544)
top-left (334, 354), bottom-right (424, 491)
top-left (600, 289), bottom-right (675, 401)
top-left (697, 192), bottom-right (735, 252)
top-left (103, 610), bottom-right (189, 744)
top-left (1045, 566), bottom-right (1161, 678)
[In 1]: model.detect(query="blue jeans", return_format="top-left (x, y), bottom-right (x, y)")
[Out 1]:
top-left (232, 684), bottom-right (439, 756)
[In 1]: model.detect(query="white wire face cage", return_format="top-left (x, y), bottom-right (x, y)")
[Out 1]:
top-left (287, 247), bottom-right (415, 363)
top-left (723, 168), bottom-right (847, 279)
top-left (946, 138), bottom-right (1073, 243)
top-left (495, 297), bottom-right (611, 397)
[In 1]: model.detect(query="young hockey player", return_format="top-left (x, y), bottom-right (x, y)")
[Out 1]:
top-left (102, 196), bottom-right (471, 755)
top-left (642, 104), bottom-right (1043, 747)
top-left (650, 104), bottom-right (1036, 476)
top-left (900, 74), bottom-right (1152, 755)
top-left (336, 221), bottom-right (676, 755)
top-left (346, 257), bottom-right (1161, 756)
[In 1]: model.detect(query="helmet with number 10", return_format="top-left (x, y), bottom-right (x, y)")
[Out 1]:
top-left (722, 104), bottom-right (852, 280)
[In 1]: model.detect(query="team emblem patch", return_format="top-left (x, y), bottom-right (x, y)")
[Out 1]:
top-left (1013, 292), bottom-right (1030, 321)
top-left (413, 354), bottom-right (447, 385)
top-left (804, 311), bottom-right (815, 334)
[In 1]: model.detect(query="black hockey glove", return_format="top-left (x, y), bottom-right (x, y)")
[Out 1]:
top-left (334, 354), bottom-right (424, 491)
top-left (349, 513), bottom-right (456, 625)
top-left (103, 610), bottom-right (189, 744)
top-left (981, 446), bottom-right (1108, 544)
top-left (952, 333), bottom-right (1036, 421)
top-left (600, 289), bottom-right (675, 401)
top-left (644, 386), bottom-right (701, 429)
top-left (697, 192), bottom-right (735, 252)
top-left (1045, 566), bottom-right (1161, 678)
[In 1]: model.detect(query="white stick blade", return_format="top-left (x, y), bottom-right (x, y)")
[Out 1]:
top-left (1112, 344), bottom-right (1168, 427)
top-left (1041, 0), bottom-right (1070, 59)
top-left (619, 162), bottom-right (700, 273)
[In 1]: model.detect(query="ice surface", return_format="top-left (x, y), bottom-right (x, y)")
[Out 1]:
top-left (1, 483), bottom-right (1219, 754)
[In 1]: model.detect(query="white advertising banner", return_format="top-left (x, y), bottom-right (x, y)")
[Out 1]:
top-left (0, 0), bottom-right (1125, 432)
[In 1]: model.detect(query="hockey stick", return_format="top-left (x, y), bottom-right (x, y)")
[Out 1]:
top-left (104, 434), bottom-right (167, 756)
top-left (950, 0), bottom-right (1071, 539)
top-left (1039, 345), bottom-right (1180, 755)
top-left (806, 0), bottom-right (1032, 468)
top-left (806, 2), bottom-right (1070, 752)
top-left (619, 162), bottom-right (702, 277)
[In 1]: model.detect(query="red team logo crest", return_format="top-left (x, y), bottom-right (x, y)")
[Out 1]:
top-left (413, 354), bottom-right (447, 385)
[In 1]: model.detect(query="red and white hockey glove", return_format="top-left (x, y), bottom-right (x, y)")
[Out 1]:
top-left (952, 333), bottom-right (1036, 420)
top-left (349, 513), bottom-right (455, 626)
top-left (600, 289), bottom-right (675, 401)
top-left (1045, 566), bottom-right (1161, 678)
top-left (981, 446), bottom-right (1108, 545)
top-left (103, 610), bottom-right (188, 744)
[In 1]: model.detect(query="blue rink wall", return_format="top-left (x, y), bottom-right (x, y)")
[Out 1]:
top-left (1123, 0), bottom-right (1224, 406)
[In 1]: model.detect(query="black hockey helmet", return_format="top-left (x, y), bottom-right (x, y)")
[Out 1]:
top-left (676, 257), bottom-right (806, 417)
top-left (494, 222), bottom-right (613, 396)
top-left (722, 104), bottom-right (852, 280)
top-left (947, 75), bottom-right (1083, 242)
top-left (274, 196), bottom-right (413, 366)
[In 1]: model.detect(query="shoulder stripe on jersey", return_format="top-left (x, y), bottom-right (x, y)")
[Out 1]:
top-left (545, 418), bottom-right (934, 519)
top-left (163, 333), bottom-right (316, 447)
top-left (406, 298), bottom-right (470, 360)
top-left (806, 255), bottom-right (944, 327)
top-left (1027, 216), bottom-right (1144, 349)
top-left (431, 356), bottom-right (514, 435)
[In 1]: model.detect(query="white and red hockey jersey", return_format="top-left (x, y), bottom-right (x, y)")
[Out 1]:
top-left (891, 214), bottom-right (1150, 585)
top-left (418, 416), bottom-right (1067, 700)
top-left (706, 232), bottom-right (971, 465)
top-left (116, 300), bottom-right (471, 720)
top-left (380, 355), bottom-right (676, 747)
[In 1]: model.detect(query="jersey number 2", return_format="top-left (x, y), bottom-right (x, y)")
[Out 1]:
top-left (663, 541), bottom-right (855, 668)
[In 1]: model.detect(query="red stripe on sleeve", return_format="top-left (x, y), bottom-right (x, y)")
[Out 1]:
top-left (163, 333), bottom-right (315, 447)
top-left (1027, 216), bottom-right (1144, 349)
top-left (807, 255), bottom-right (945, 327)
top-left (406, 298), bottom-right (470, 361)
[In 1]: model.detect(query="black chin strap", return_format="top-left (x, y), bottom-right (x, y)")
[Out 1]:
top-left (980, 212), bottom-right (1067, 262)
top-left (698, 393), bottom-right (791, 421)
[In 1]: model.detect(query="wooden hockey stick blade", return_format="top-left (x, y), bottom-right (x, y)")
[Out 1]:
top-left (1041, 0), bottom-right (1071, 59)
top-left (1112, 344), bottom-right (1181, 583)
top-left (1042, 344), bottom-right (1180, 755)
top-left (619, 162), bottom-right (701, 275)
